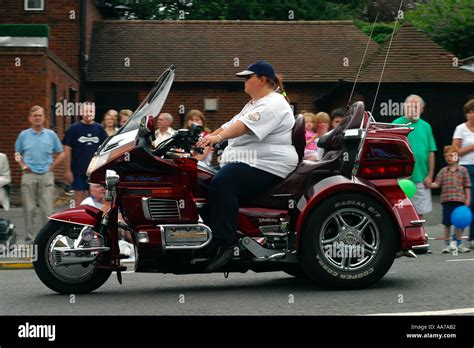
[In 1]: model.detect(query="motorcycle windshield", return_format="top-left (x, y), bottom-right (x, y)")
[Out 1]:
top-left (97, 65), bottom-right (176, 154)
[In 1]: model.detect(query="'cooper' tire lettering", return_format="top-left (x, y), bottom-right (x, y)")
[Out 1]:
top-left (300, 193), bottom-right (397, 289)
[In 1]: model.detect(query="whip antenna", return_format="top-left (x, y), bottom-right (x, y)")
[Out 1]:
top-left (370, 0), bottom-right (404, 114)
top-left (348, 13), bottom-right (379, 107)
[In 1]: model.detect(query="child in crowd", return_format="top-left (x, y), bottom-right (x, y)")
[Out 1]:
top-left (431, 145), bottom-right (471, 253)
top-left (314, 112), bottom-right (331, 161)
top-left (315, 112), bottom-right (330, 137)
top-left (303, 113), bottom-right (318, 161)
top-left (330, 108), bottom-right (346, 130)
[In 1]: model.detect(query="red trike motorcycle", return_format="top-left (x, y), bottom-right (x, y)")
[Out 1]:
top-left (33, 66), bottom-right (427, 293)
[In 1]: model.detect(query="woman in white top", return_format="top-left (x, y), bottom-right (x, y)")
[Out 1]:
top-left (452, 99), bottom-right (474, 247)
top-left (196, 61), bottom-right (298, 271)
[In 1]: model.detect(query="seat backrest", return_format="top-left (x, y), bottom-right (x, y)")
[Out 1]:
top-left (292, 114), bottom-right (305, 163)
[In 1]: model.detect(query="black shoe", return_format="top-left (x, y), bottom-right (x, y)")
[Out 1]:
top-left (205, 241), bottom-right (236, 272)
top-left (193, 239), bottom-right (220, 259)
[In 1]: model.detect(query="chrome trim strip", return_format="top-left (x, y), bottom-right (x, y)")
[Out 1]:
top-left (159, 223), bottom-right (213, 251)
top-left (412, 244), bottom-right (430, 249)
top-left (142, 197), bottom-right (152, 220)
top-left (48, 217), bottom-right (93, 227)
top-left (370, 121), bottom-right (413, 127)
top-left (159, 225), bottom-right (166, 252)
top-left (410, 219), bottom-right (426, 225)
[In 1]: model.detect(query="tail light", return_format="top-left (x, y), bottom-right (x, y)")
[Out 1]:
top-left (359, 164), bottom-right (414, 178)
top-left (357, 137), bottom-right (414, 179)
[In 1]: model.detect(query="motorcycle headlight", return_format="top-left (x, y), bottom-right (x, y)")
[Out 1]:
top-left (105, 169), bottom-right (120, 188)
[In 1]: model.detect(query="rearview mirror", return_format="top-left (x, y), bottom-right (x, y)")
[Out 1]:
top-left (138, 115), bottom-right (156, 141)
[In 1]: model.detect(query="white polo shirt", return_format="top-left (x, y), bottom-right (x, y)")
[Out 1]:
top-left (153, 127), bottom-right (176, 147)
top-left (220, 91), bottom-right (298, 178)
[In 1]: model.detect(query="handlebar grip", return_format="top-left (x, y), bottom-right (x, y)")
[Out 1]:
top-left (194, 146), bottom-right (204, 154)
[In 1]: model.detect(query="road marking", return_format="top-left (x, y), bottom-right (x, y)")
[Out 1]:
top-left (445, 258), bottom-right (474, 262)
top-left (0, 262), bottom-right (33, 269)
top-left (371, 307), bottom-right (474, 316)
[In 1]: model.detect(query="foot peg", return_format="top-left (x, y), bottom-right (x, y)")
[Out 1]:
top-left (190, 258), bottom-right (209, 264)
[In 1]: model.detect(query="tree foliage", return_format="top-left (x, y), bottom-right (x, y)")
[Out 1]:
top-left (406, 0), bottom-right (474, 58)
top-left (105, 0), bottom-right (473, 58)
top-left (106, 0), bottom-right (362, 20)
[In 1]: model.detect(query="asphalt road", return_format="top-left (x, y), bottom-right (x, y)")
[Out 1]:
top-left (0, 242), bottom-right (473, 316)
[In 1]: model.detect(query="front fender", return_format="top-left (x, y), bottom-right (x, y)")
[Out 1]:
top-left (295, 176), bottom-right (425, 251)
top-left (49, 205), bottom-right (103, 227)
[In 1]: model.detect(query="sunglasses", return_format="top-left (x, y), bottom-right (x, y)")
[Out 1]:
top-left (244, 74), bottom-right (256, 81)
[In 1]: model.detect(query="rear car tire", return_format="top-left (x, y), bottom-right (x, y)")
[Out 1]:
top-left (300, 192), bottom-right (398, 290)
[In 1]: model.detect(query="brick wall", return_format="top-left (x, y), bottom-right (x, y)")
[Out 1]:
top-left (45, 54), bottom-right (80, 184)
top-left (85, 0), bottom-right (103, 57)
top-left (0, 50), bottom-right (48, 188)
top-left (0, 48), bottom-right (79, 187)
top-left (0, 0), bottom-right (81, 75)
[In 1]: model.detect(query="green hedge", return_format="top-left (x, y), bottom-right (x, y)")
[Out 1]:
top-left (0, 24), bottom-right (49, 37)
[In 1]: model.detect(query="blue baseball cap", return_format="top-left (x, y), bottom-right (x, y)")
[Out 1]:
top-left (236, 61), bottom-right (276, 80)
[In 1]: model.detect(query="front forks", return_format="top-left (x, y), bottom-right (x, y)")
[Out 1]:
top-left (95, 189), bottom-right (127, 273)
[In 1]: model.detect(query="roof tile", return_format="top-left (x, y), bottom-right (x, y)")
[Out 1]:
top-left (353, 23), bottom-right (474, 83)
top-left (87, 20), bottom-right (379, 82)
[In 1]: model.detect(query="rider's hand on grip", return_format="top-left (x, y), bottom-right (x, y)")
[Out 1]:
top-left (193, 146), bottom-right (204, 154)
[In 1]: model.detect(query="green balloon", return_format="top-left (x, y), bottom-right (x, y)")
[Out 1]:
top-left (399, 179), bottom-right (416, 199)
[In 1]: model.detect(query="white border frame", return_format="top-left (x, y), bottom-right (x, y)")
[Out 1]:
top-left (24, 0), bottom-right (44, 11)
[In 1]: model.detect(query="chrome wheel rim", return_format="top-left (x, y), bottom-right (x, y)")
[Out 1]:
top-left (46, 225), bottom-right (103, 283)
top-left (318, 208), bottom-right (380, 271)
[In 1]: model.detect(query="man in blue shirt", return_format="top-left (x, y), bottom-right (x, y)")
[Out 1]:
top-left (63, 102), bottom-right (108, 206)
top-left (15, 105), bottom-right (65, 243)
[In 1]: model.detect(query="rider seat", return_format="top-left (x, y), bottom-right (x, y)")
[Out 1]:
top-left (292, 114), bottom-right (306, 163)
top-left (244, 114), bottom-right (341, 210)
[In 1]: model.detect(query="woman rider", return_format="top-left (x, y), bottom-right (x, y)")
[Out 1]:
top-left (196, 61), bottom-right (298, 271)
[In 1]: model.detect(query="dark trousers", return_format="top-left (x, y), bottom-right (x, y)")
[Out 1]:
top-left (208, 163), bottom-right (283, 243)
top-left (464, 165), bottom-right (474, 240)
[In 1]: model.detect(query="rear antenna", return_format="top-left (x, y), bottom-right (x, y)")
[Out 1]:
top-left (370, 0), bottom-right (404, 115)
top-left (348, 13), bottom-right (379, 108)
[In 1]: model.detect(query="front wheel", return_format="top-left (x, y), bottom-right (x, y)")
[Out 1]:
top-left (299, 193), bottom-right (398, 290)
top-left (33, 221), bottom-right (112, 294)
